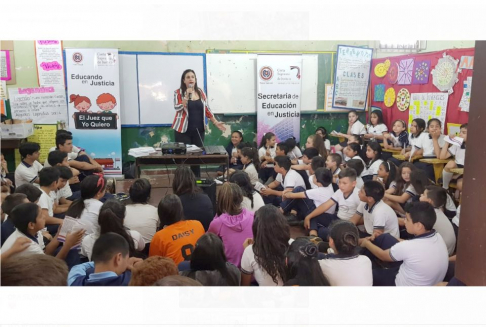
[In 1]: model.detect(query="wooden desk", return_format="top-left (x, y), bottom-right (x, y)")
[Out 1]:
top-left (382, 148), bottom-right (401, 154)
top-left (135, 152), bottom-right (229, 179)
top-left (419, 158), bottom-right (451, 184)
top-left (450, 168), bottom-right (464, 175)
top-left (392, 154), bottom-right (422, 162)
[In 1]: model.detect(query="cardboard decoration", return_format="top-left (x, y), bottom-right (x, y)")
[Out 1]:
top-left (396, 88), bottom-right (411, 111)
top-left (412, 60), bottom-right (431, 85)
top-left (387, 62), bottom-right (399, 84)
top-left (374, 59), bottom-right (390, 78)
top-left (431, 53), bottom-right (459, 94)
top-left (374, 84), bottom-right (385, 102)
top-left (398, 59), bottom-right (414, 85)
top-left (384, 87), bottom-right (396, 107)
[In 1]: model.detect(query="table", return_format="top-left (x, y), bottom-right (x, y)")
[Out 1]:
top-left (382, 148), bottom-right (402, 154)
top-left (134, 152), bottom-right (229, 179)
top-left (392, 154), bottom-right (422, 162)
top-left (419, 158), bottom-right (451, 184)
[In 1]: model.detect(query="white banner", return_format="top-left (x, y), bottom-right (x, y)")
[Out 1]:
top-left (8, 86), bottom-right (68, 124)
top-left (65, 49), bottom-right (122, 175)
top-left (257, 55), bottom-right (302, 143)
top-left (332, 45), bottom-right (373, 111)
top-left (35, 40), bottom-right (65, 86)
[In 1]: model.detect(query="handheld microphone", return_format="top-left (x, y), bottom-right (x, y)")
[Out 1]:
top-left (188, 83), bottom-right (194, 100)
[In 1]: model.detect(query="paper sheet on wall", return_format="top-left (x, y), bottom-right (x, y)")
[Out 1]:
top-left (0, 50), bottom-right (11, 80)
top-left (35, 40), bottom-right (65, 86)
top-left (8, 86), bottom-right (68, 124)
top-left (0, 80), bottom-right (7, 99)
top-left (409, 93), bottom-right (448, 133)
top-left (26, 124), bottom-right (58, 164)
top-left (459, 77), bottom-right (472, 112)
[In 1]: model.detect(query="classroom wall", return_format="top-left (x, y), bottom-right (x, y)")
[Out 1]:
top-left (8, 40), bottom-right (475, 164)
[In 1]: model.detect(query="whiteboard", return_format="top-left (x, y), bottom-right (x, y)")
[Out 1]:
top-left (119, 54), bottom-right (140, 126)
top-left (207, 53), bottom-right (318, 113)
top-left (137, 54), bottom-right (205, 125)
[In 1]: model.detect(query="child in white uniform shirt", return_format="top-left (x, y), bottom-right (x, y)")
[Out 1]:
top-left (413, 118), bottom-right (446, 182)
top-left (315, 127), bottom-right (331, 151)
top-left (334, 111), bottom-right (366, 153)
top-left (281, 168), bottom-right (335, 220)
top-left (38, 168), bottom-right (64, 233)
top-left (364, 110), bottom-right (388, 143)
top-left (304, 168), bottom-right (361, 240)
top-left (319, 221), bottom-right (372, 286)
top-left (383, 162), bottom-right (417, 215)
top-left (65, 174), bottom-right (106, 236)
top-left (240, 147), bottom-right (260, 186)
top-left (362, 141), bottom-right (383, 182)
top-left (439, 123), bottom-right (467, 190)
top-left (258, 132), bottom-right (277, 184)
top-left (390, 118), bottom-right (427, 167)
top-left (14, 142), bottom-right (43, 188)
top-left (309, 156), bottom-right (326, 190)
top-left (345, 159), bottom-right (365, 189)
top-left (360, 202), bottom-right (448, 286)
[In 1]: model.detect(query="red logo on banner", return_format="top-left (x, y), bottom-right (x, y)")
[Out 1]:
top-left (72, 53), bottom-right (83, 63)
top-left (260, 66), bottom-right (273, 81)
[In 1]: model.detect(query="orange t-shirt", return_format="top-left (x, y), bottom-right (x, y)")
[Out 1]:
top-left (149, 220), bottom-right (205, 264)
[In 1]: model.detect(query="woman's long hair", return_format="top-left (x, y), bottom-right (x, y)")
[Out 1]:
top-left (98, 200), bottom-right (135, 256)
top-left (189, 233), bottom-right (238, 286)
top-left (216, 183), bottom-right (243, 216)
top-left (308, 134), bottom-right (328, 158)
top-left (172, 166), bottom-right (201, 197)
top-left (229, 171), bottom-right (255, 208)
top-left (252, 205), bottom-right (290, 284)
top-left (66, 175), bottom-right (106, 219)
top-left (285, 237), bottom-right (330, 286)
top-left (180, 69), bottom-right (201, 98)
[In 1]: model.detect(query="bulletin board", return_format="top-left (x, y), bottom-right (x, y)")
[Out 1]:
top-left (370, 48), bottom-right (473, 134)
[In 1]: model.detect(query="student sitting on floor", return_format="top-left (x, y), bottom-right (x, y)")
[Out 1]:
top-left (1, 193), bottom-right (29, 246)
top-left (319, 220), bottom-right (373, 286)
top-left (52, 166), bottom-right (74, 217)
top-left (439, 123), bottom-right (467, 190)
top-left (304, 168), bottom-right (360, 240)
top-left (315, 127), bottom-right (331, 151)
top-left (129, 256), bottom-right (179, 286)
top-left (291, 147), bottom-right (319, 189)
top-left (383, 162), bottom-right (417, 216)
top-left (208, 183), bottom-right (254, 268)
top-left (281, 168), bottom-right (334, 221)
top-left (326, 153), bottom-right (342, 184)
top-left (149, 194), bottom-right (205, 265)
top-left (239, 146), bottom-right (260, 186)
top-left (65, 174), bottom-right (107, 236)
top-left (343, 143), bottom-right (366, 171)
top-left (14, 183), bottom-right (42, 203)
top-left (361, 141), bottom-right (383, 182)
top-left (345, 159), bottom-right (365, 189)
top-left (68, 233), bottom-right (143, 286)
top-left (124, 178), bottom-right (159, 244)
top-left (179, 233), bottom-right (241, 286)
top-left (304, 134), bottom-right (327, 159)
top-left (38, 167), bottom-right (64, 232)
top-left (14, 142), bottom-right (43, 188)
top-left (1, 202), bottom-right (84, 261)
top-left (241, 205), bottom-right (290, 286)
top-left (47, 150), bottom-right (80, 200)
top-left (260, 156), bottom-right (306, 206)
top-left (229, 171), bottom-right (265, 213)
top-left (284, 237), bottom-right (330, 286)
top-left (258, 132), bottom-right (277, 184)
top-left (419, 185), bottom-right (456, 256)
top-left (81, 200), bottom-right (145, 260)
top-left (1, 253), bottom-right (69, 286)
top-left (285, 137), bottom-right (303, 161)
top-left (376, 160), bottom-right (397, 191)
top-left (308, 156), bottom-right (326, 190)
top-left (349, 181), bottom-right (400, 239)
top-left (361, 202), bottom-right (448, 286)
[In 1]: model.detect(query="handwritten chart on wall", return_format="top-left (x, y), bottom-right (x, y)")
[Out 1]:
top-left (8, 86), bottom-right (68, 124)
top-left (332, 45), bottom-right (373, 111)
top-left (409, 93), bottom-right (448, 133)
top-left (27, 125), bottom-right (58, 163)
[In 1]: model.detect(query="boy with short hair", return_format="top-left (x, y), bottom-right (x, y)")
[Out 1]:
top-left (276, 142), bottom-right (290, 156)
top-left (304, 168), bottom-right (361, 239)
top-left (326, 153), bottom-right (342, 190)
top-left (68, 233), bottom-right (142, 286)
top-left (38, 167), bottom-right (64, 228)
top-left (349, 180), bottom-right (399, 239)
top-left (14, 142), bottom-right (42, 188)
top-left (346, 159), bottom-right (365, 189)
top-left (291, 147), bottom-right (319, 189)
top-left (260, 156), bottom-right (306, 205)
top-left (14, 183), bottom-right (42, 203)
top-left (360, 201), bottom-right (449, 286)
top-left (54, 133), bottom-right (102, 175)
top-left (419, 185), bottom-right (456, 255)
top-left (52, 166), bottom-right (74, 215)
top-left (47, 150), bottom-right (80, 200)
top-left (1, 193), bottom-right (29, 246)
top-left (309, 156), bottom-right (326, 189)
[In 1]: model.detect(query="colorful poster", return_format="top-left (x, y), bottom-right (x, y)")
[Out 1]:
top-left (65, 49), bottom-right (122, 175)
top-left (8, 86), bottom-right (68, 125)
top-left (324, 84), bottom-right (348, 112)
top-left (459, 76), bottom-right (472, 112)
top-left (257, 55), bottom-right (302, 143)
top-left (374, 84), bottom-right (385, 102)
top-left (409, 93), bottom-right (448, 133)
top-left (431, 53), bottom-right (459, 94)
top-left (0, 50), bottom-right (11, 81)
top-left (396, 88), bottom-right (410, 112)
top-left (384, 88), bottom-right (396, 108)
top-left (459, 56), bottom-right (474, 70)
top-left (412, 60), bottom-right (430, 84)
top-left (332, 45), bottom-right (373, 110)
top-left (35, 40), bottom-right (65, 86)
top-left (398, 59), bottom-right (414, 85)
top-left (387, 62), bottom-right (398, 84)
top-left (27, 124), bottom-right (58, 164)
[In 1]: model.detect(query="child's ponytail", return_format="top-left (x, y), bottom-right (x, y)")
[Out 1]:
top-left (259, 132), bottom-right (275, 149)
top-left (66, 174), bottom-right (106, 218)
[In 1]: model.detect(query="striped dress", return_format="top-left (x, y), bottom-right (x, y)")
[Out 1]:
top-left (172, 88), bottom-right (214, 133)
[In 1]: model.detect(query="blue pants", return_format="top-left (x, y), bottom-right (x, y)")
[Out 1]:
top-left (262, 185), bottom-right (283, 206)
top-left (313, 213), bottom-right (339, 240)
top-left (259, 167), bottom-right (275, 184)
top-left (280, 186), bottom-right (315, 220)
top-left (362, 233), bottom-right (403, 286)
top-left (413, 161), bottom-right (436, 183)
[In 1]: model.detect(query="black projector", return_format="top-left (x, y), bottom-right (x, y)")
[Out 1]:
top-left (161, 142), bottom-right (187, 155)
